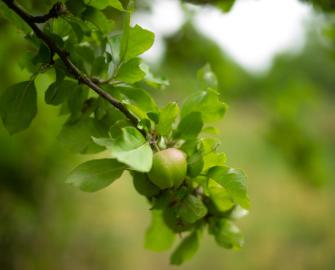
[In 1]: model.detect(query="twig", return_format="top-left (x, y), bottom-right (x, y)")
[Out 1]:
top-left (30, 2), bottom-right (66, 23)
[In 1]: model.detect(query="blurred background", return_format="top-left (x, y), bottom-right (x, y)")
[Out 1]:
top-left (0, 0), bottom-right (334, 269)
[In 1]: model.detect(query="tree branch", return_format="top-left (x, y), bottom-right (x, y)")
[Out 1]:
top-left (2, 0), bottom-right (145, 136)
top-left (30, 2), bottom-right (66, 23)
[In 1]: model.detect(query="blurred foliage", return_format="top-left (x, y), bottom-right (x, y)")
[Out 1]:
top-left (301, 0), bottom-right (335, 12)
top-left (259, 33), bottom-right (335, 186)
top-left (161, 22), bottom-right (253, 101)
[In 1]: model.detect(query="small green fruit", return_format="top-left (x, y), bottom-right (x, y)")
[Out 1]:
top-left (148, 148), bottom-right (187, 189)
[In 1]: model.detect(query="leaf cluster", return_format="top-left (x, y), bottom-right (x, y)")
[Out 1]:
top-left (0, 0), bottom-right (249, 265)
top-left (66, 64), bottom-right (249, 265)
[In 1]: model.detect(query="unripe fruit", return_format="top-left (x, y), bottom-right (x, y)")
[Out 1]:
top-left (148, 148), bottom-right (187, 189)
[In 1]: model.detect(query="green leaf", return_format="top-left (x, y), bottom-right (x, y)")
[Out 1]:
top-left (66, 159), bottom-right (126, 192)
top-left (87, 0), bottom-right (124, 10)
top-left (95, 97), bottom-right (124, 124)
top-left (123, 25), bottom-right (155, 62)
top-left (201, 138), bottom-right (226, 172)
top-left (152, 190), bottom-right (174, 210)
top-left (65, 17), bottom-right (84, 42)
top-left (33, 43), bottom-right (51, 65)
top-left (170, 231), bottom-right (200, 265)
top-left (156, 102), bottom-right (179, 136)
top-left (108, 0), bottom-right (125, 11)
top-left (147, 112), bottom-right (159, 124)
top-left (145, 210), bottom-right (175, 252)
top-left (197, 64), bottom-right (218, 89)
top-left (46, 33), bottom-right (64, 49)
top-left (45, 80), bottom-right (76, 105)
top-left (93, 126), bottom-right (153, 172)
top-left (203, 152), bottom-right (226, 172)
top-left (82, 6), bottom-right (114, 33)
top-left (87, 0), bottom-right (109, 9)
top-left (208, 179), bottom-right (234, 212)
top-left (140, 63), bottom-right (169, 88)
top-left (49, 17), bottom-right (73, 40)
top-left (55, 65), bottom-right (66, 82)
top-left (124, 103), bottom-right (147, 121)
top-left (120, 12), bottom-right (131, 62)
top-left (187, 151), bottom-right (204, 177)
top-left (66, 0), bottom-right (87, 16)
top-left (180, 140), bottom-right (199, 157)
top-left (115, 58), bottom-right (145, 83)
top-left (131, 171), bottom-right (160, 197)
top-left (176, 112), bottom-right (203, 139)
top-left (91, 56), bottom-right (108, 77)
top-left (182, 89), bottom-right (227, 122)
top-left (111, 86), bottom-right (158, 112)
top-left (208, 166), bottom-right (250, 209)
top-left (73, 44), bottom-right (95, 66)
top-left (67, 85), bottom-right (89, 119)
top-left (138, 118), bottom-right (153, 132)
top-left (109, 34), bottom-right (122, 65)
top-left (0, 81), bottom-right (37, 134)
top-left (58, 118), bottom-right (106, 153)
top-left (217, 0), bottom-right (236, 12)
top-left (178, 194), bottom-right (208, 224)
top-left (192, 176), bottom-right (209, 193)
top-left (209, 218), bottom-right (243, 249)
top-left (18, 52), bottom-right (36, 73)
top-left (202, 126), bottom-right (220, 135)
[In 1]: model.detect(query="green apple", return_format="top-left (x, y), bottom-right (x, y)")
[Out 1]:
top-left (148, 148), bottom-right (187, 189)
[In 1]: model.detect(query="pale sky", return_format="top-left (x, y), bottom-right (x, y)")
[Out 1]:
top-left (133, 0), bottom-right (312, 72)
